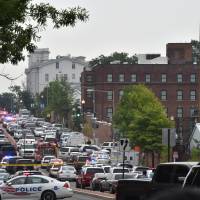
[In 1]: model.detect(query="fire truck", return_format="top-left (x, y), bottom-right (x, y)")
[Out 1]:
top-left (35, 141), bottom-right (58, 163)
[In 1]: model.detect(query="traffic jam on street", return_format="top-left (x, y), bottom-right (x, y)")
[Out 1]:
top-left (0, 109), bottom-right (200, 200)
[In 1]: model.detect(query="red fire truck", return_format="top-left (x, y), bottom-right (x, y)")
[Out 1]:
top-left (35, 141), bottom-right (58, 163)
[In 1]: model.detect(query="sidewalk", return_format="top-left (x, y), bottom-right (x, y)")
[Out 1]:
top-left (74, 188), bottom-right (115, 200)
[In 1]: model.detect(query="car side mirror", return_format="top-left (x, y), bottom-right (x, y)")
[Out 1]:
top-left (6, 182), bottom-right (12, 186)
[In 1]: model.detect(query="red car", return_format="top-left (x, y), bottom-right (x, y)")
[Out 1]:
top-left (76, 167), bottom-right (105, 189)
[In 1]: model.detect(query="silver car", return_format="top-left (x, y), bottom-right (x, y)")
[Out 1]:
top-left (57, 165), bottom-right (77, 181)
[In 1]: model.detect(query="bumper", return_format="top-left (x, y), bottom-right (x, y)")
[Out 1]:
top-left (57, 189), bottom-right (73, 198)
top-left (58, 174), bottom-right (76, 180)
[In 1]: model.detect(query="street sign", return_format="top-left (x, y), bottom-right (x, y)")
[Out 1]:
top-left (162, 128), bottom-right (176, 147)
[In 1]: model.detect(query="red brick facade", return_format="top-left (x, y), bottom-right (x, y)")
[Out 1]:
top-left (81, 43), bottom-right (200, 145)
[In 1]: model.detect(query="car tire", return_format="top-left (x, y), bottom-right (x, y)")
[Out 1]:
top-left (91, 184), bottom-right (96, 191)
top-left (99, 185), bottom-right (104, 192)
top-left (76, 181), bottom-right (80, 188)
top-left (110, 186), bottom-right (114, 194)
top-left (41, 191), bottom-right (56, 200)
top-left (81, 182), bottom-right (85, 189)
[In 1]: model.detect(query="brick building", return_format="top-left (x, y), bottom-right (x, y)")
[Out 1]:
top-left (81, 43), bottom-right (200, 145)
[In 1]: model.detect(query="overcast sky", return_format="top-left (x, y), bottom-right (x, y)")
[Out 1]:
top-left (0, 0), bottom-right (200, 93)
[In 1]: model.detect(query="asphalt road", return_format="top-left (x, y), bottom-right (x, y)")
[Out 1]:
top-left (69, 193), bottom-right (105, 200)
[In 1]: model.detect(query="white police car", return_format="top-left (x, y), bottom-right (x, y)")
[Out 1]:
top-left (0, 175), bottom-right (73, 200)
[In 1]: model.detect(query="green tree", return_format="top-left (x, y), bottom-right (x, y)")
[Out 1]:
top-left (0, 0), bottom-right (89, 64)
top-left (89, 52), bottom-right (138, 67)
top-left (44, 80), bottom-right (74, 125)
top-left (113, 84), bottom-right (174, 152)
top-left (0, 92), bottom-right (15, 112)
top-left (9, 85), bottom-right (34, 111)
top-left (191, 40), bottom-right (200, 64)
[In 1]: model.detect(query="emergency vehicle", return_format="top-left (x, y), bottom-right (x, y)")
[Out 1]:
top-left (35, 141), bottom-right (58, 163)
top-left (0, 174), bottom-right (73, 199)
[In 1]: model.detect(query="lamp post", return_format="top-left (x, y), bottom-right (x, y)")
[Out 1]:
top-left (81, 99), bottom-right (85, 130)
top-left (168, 116), bottom-right (174, 162)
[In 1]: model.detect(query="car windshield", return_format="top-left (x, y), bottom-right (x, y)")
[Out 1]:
top-left (23, 145), bottom-right (34, 149)
top-left (102, 142), bottom-right (109, 146)
top-left (104, 167), bottom-right (110, 173)
top-left (0, 174), bottom-right (9, 180)
top-left (60, 148), bottom-right (69, 152)
top-left (70, 148), bottom-right (79, 152)
top-left (17, 160), bottom-right (33, 164)
top-left (113, 168), bottom-right (129, 173)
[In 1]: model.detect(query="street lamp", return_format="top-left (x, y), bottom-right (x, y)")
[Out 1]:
top-left (168, 116), bottom-right (174, 162)
top-left (81, 99), bottom-right (85, 129)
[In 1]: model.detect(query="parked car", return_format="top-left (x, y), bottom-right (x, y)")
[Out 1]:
top-left (41, 155), bottom-right (56, 168)
top-left (57, 165), bottom-right (77, 181)
top-left (116, 162), bottom-right (198, 200)
top-left (100, 173), bottom-right (136, 194)
top-left (76, 167), bottom-right (105, 189)
top-left (91, 173), bottom-right (107, 191)
top-left (49, 164), bottom-right (61, 178)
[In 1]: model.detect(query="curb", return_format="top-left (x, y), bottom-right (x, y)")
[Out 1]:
top-left (74, 188), bottom-right (115, 200)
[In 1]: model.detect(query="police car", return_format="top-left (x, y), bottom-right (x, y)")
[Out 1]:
top-left (0, 174), bottom-right (73, 200)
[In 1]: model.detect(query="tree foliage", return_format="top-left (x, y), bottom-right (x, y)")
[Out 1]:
top-left (191, 40), bottom-right (200, 64)
top-left (89, 52), bottom-right (138, 67)
top-left (9, 85), bottom-right (33, 111)
top-left (0, 0), bottom-right (89, 64)
top-left (44, 80), bottom-right (74, 123)
top-left (0, 92), bottom-right (15, 112)
top-left (113, 85), bottom-right (173, 152)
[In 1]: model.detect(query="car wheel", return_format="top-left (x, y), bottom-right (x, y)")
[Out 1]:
top-left (81, 182), bottom-right (85, 189)
top-left (41, 191), bottom-right (56, 200)
top-left (76, 181), bottom-right (80, 188)
top-left (91, 184), bottom-right (96, 191)
top-left (110, 186), bottom-right (115, 194)
top-left (99, 185), bottom-right (104, 192)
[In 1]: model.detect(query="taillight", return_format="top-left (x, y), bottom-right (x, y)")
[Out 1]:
top-left (63, 182), bottom-right (70, 189)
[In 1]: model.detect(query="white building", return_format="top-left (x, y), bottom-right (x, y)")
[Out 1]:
top-left (136, 54), bottom-right (168, 64)
top-left (25, 48), bottom-right (86, 100)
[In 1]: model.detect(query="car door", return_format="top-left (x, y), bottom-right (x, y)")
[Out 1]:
top-left (1, 177), bottom-right (27, 199)
top-left (25, 176), bottom-right (49, 199)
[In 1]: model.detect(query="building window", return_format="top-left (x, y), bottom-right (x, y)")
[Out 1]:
top-left (177, 90), bottom-right (183, 101)
top-left (56, 74), bottom-right (59, 80)
top-left (190, 108), bottom-right (198, 117)
top-left (86, 91), bottom-right (92, 98)
top-left (106, 108), bottom-right (113, 119)
top-left (56, 62), bottom-right (59, 69)
top-left (161, 74), bottom-right (167, 83)
top-left (86, 75), bottom-right (92, 82)
top-left (72, 63), bottom-right (75, 69)
top-left (107, 91), bottom-right (113, 100)
top-left (64, 74), bottom-right (68, 81)
top-left (119, 90), bottom-right (124, 100)
top-left (190, 90), bottom-right (196, 101)
top-left (72, 73), bottom-right (75, 79)
top-left (190, 74), bottom-right (196, 83)
top-left (119, 74), bottom-right (124, 82)
top-left (160, 90), bottom-right (167, 100)
top-left (177, 107), bottom-right (183, 118)
top-left (164, 107), bottom-right (168, 116)
top-left (45, 74), bottom-right (49, 82)
top-left (145, 74), bottom-right (151, 83)
top-left (107, 74), bottom-right (112, 82)
top-left (177, 74), bottom-right (183, 83)
top-left (131, 74), bottom-right (137, 82)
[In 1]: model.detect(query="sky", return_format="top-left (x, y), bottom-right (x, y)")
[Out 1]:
top-left (0, 0), bottom-right (200, 93)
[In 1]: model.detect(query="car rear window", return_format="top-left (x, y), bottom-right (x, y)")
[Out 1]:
top-left (87, 168), bottom-right (104, 174)
top-left (113, 168), bottom-right (129, 173)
